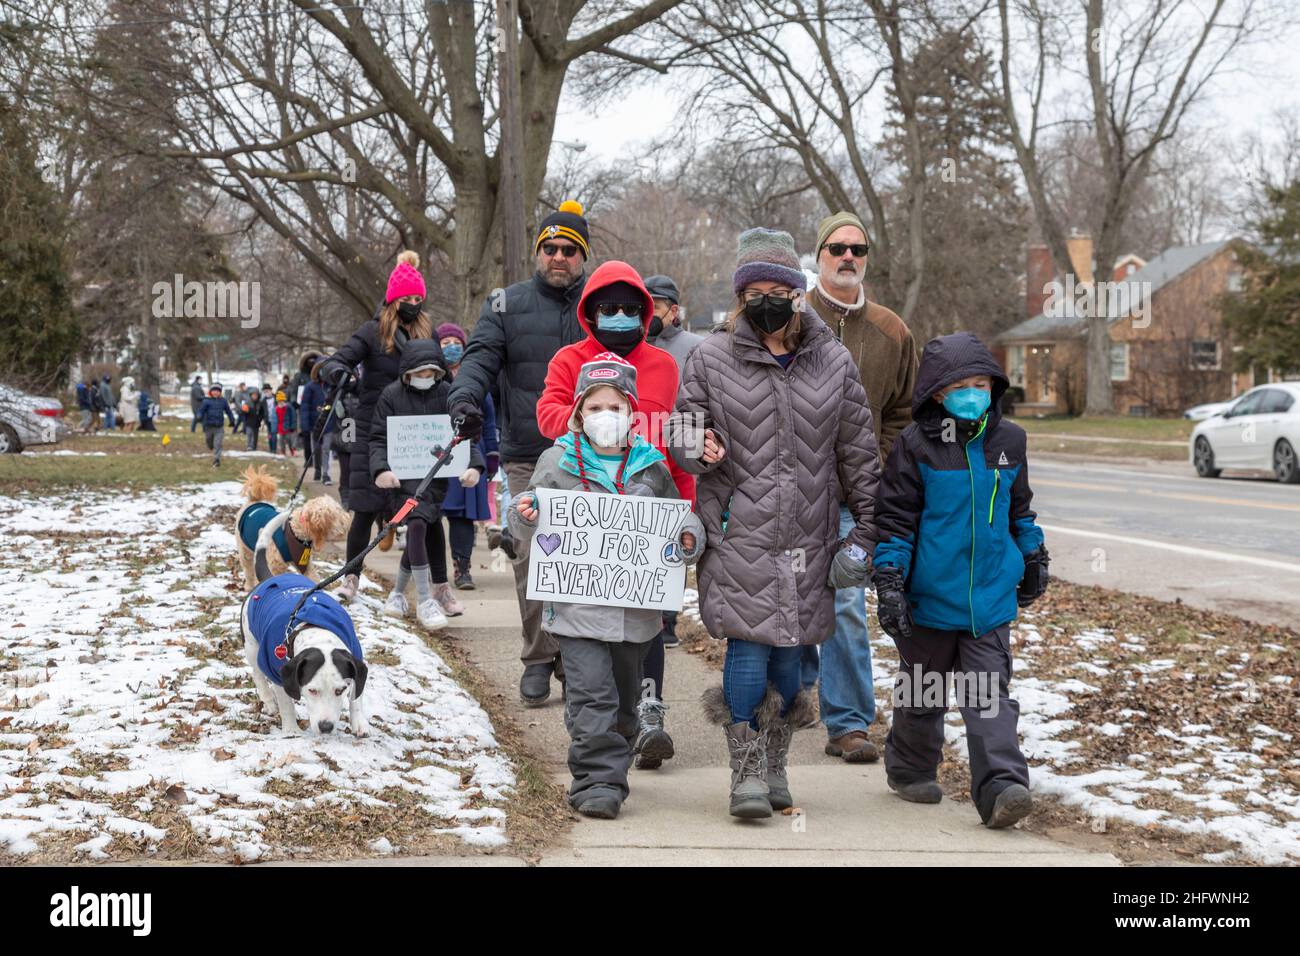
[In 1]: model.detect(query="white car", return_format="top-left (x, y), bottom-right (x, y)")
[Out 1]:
top-left (1183, 398), bottom-right (1234, 421)
top-left (0, 382), bottom-right (68, 453)
top-left (1191, 382), bottom-right (1300, 483)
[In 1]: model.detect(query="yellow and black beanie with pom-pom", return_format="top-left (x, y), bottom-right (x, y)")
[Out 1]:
top-left (534, 199), bottom-right (590, 259)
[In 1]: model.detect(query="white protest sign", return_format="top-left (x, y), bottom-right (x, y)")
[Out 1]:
top-left (526, 487), bottom-right (692, 612)
top-left (386, 414), bottom-right (470, 479)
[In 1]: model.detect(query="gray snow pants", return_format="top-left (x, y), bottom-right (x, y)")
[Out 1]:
top-left (885, 622), bottom-right (1029, 823)
top-left (555, 635), bottom-right (648, 807)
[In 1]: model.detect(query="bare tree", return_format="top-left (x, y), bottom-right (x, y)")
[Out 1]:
top-left (987, 0), bottom-right (1270, 414)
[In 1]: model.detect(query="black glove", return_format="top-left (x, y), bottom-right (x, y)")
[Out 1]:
top-left (1017, 546), bottom-right (1050, 607)
top-left (451, 402), bottom-right (484, 441)
top-left (321, 363), bottom-right (348, 387)
top-left (873, 565), bottom-right (912, 641)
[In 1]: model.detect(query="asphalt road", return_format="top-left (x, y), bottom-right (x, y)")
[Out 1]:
top-left (1030, 454), bottom-right (1300, 630)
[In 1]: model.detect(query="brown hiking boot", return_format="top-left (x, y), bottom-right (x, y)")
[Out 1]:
top-left (825, 730), bottom-right (879, 763)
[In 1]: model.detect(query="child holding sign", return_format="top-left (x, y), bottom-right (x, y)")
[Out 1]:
top-left (370, 339), bottom-right (485, 631)
top-left (508, 356), bottom-right (705, 820)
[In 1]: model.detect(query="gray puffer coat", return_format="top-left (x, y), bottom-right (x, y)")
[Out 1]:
top-left (671, 307), bottom-right (880, 647)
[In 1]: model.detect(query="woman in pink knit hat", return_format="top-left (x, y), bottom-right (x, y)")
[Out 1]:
top-left (317, 250), bottom-right (440, 602)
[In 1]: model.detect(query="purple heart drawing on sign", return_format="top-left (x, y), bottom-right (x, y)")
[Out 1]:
top-left (537, 533), bottom-right (562, 556)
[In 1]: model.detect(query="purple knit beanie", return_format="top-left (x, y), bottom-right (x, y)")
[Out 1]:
top-left (732, 227), bottom-right (807, 295)
top-left (436, 322), bottom-right (467, 344)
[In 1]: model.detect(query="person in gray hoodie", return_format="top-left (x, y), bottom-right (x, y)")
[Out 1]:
top-left (508, 355), bottom-right (705, 820)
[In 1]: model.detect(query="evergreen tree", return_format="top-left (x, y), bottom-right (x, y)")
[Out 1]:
top-left (1223, 179), bottom-right (1300, 375)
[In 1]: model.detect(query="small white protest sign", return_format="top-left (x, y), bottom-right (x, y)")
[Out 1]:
top-left (386, 414), bottom-right (470, 479)
top-left (526, 487), bottom-right (692, 612)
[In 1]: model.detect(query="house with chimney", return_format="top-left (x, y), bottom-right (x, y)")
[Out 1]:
top-left (994, 233), bottom-right (1255, 416)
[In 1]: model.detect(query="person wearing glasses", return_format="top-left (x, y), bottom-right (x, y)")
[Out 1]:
top-left (672, 227), bottom-right (880, 819)
top-left (535, 260), bottom-right (695, 769)
top-left (800, 211), bottom-right (919, 766)
top-left (448, 199), bottom-right (591, 707)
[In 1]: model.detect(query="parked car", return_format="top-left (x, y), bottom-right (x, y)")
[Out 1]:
top-left (1183, 397), bottom-right (1235, 421)
top-left (0, 382), bottom-right (68, 453)
top-left (1191, 382), bottom-right (1300, 483)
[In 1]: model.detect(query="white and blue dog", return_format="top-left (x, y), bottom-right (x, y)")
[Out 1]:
top-left (240, 573), bottom-right (370, 737)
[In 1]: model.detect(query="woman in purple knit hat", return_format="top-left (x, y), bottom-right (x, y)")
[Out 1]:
top-left (435, 322), bottom-right (499, 594)
top-left (670, 227), bottom-right (881, 819)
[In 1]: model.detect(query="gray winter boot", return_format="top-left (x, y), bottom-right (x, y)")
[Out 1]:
top-left (703, 687), bottom-right (771, 819)
top-left (756, 684), bottom-right (816, 812)
top-left (633, 698), bottom-right (674, 770)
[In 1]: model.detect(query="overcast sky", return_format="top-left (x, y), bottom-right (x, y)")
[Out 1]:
top-left (553, 29), bottom-right (1300, 176)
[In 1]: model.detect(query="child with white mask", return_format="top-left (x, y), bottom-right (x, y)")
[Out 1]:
top-left (508, 355), bottom-right (705, 820)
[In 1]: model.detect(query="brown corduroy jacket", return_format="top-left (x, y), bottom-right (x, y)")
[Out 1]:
top-left (807, 284), bottom-right (918, 461)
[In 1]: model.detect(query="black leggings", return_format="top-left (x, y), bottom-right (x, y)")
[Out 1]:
top-left (345, 510), bottom-right (381, 564)
top-left (399, 517), bottom-right (448, 583)
top-left (643, 631), bottom-right (664, 702)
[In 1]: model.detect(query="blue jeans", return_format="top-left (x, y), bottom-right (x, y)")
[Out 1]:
top-left (803, 505), bottom-right (876, 737)
top-left (723, 639), bottom-right (802, 728)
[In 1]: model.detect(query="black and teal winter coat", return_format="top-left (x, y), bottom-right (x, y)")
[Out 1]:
top-left (873, 333), bottom-right (1044, 636)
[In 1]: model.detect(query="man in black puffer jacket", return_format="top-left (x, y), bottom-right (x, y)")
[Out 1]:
top-left (448, 199), bottom-right (590, 705)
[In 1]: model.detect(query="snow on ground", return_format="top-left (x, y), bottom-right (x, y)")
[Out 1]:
top-left (0, 484), bottom-right (513, 861)
top-left (679, 589), bottom-right (1300, 864)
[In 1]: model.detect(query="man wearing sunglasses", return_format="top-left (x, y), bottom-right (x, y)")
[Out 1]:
top-left (804, 210), bottom-right (919, 765)
top-left (448, 199), bottom-right (592, 706)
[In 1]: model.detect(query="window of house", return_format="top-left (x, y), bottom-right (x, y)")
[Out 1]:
top-left (1110, 342), bottom-right (1129, 382)
top-left (1006, 346), bottom-right (1026, 388)
top-left (1226, 271), bottom-right (1243, 293)
top-left (1190, 340), bottom-right (1221, 371)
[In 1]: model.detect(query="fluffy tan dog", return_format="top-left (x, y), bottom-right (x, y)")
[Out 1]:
top-left (234, 466), bottom-right (350, 589)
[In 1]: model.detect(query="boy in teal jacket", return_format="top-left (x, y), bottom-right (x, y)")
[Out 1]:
top-left (873, 332), bottom-right (1049, 829)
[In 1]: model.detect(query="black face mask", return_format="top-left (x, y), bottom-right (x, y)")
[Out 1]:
top-left (396, 300), bottom-right (423, 324)
top-left (744, 296), bottom-right (795, 336)
top-left (648, 315), bottom-right (665, 339)
top-left (593, 326), bottom-right (643, 357)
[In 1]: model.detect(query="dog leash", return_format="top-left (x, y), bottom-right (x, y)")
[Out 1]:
top-left (280, 433), bottom-right (466, 642)
top-left (283, 370), bottom-right (353, 513)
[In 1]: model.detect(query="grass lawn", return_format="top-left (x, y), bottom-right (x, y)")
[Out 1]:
top-left (0, 410), bottom-right (300, 492)
top-left (1009, 415), bottom-right (1194, 462)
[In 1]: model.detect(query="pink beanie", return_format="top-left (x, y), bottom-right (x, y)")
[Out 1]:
top-left (385, 250), bottom-right (426, 304)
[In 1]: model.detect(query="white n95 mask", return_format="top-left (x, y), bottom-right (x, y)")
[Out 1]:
top-left (583, 410), bottom-right (630, 448)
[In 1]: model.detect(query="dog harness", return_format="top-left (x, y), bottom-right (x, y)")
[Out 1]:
top-left (246, 573), bottom-right (363, 686)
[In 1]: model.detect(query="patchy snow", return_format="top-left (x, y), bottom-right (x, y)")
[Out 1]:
top-left (0, 485), bottom-right (513, 861)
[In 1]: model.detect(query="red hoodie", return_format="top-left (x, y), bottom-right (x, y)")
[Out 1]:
top-left (536, 261), bottom-right (694, 503)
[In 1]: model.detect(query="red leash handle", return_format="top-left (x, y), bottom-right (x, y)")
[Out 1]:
top-left (391, 497), bottom-right (419, 525)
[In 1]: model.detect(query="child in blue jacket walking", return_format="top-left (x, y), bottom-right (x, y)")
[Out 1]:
top-left (196, 384), bottom-right (237, 467)
top-left (872, 332), bottom-right (1049, 829)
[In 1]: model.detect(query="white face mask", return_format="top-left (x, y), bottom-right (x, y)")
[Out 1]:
top-left (409, 375), bottom-right (437, 391)
top-left (582, 410), bottom-right (630, 448)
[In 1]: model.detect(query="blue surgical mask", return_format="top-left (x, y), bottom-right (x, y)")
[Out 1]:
top-left (442, 343), bottom-right (464, 365)
top-left (596, 311), bottom-right (642, 332)
top-left (942, 386), bottom-right (991, 421)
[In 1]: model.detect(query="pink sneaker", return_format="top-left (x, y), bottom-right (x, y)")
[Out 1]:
top-left (433, 582), bottom-right (464, 617)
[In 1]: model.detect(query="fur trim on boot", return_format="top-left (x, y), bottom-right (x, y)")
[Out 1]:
top-left (755, 684), bottom-right (814, 812)
top-left (701, 685), bottom-right (733, 726)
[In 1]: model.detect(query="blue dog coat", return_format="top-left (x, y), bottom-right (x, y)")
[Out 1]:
top-left (246, 574), bottom-right (363, 686)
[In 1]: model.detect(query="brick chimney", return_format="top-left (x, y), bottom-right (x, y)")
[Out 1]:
top-left (1026, 244), bottom-right (1053, 318)
top-left (1066, 231), bottom-right (1094, 286)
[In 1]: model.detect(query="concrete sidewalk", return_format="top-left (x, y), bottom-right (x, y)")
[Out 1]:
top-left (342, 523), bottom-right (1118, 867)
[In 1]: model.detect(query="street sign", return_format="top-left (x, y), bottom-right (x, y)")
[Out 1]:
top-left (197, 333), bottom-right (230, 343)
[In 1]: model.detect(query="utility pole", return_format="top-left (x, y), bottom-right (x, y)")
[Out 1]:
top-left (496, 0), bottom-right (527, 286)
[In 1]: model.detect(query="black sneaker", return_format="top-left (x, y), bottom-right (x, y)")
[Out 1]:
top-left (887, 776), bottom-right (943, 804)
top-left (986, 784), bottom-right (1033, 829)
top-left (573, 792), bottom-right (621, 819)
top-left (519, 661), bottom-right (553, 707)
top-left (453, 559), bottom-right (475, 590)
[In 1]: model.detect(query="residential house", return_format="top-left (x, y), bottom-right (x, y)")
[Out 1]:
top-left (994, 235), bottom-right (1255, 416)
